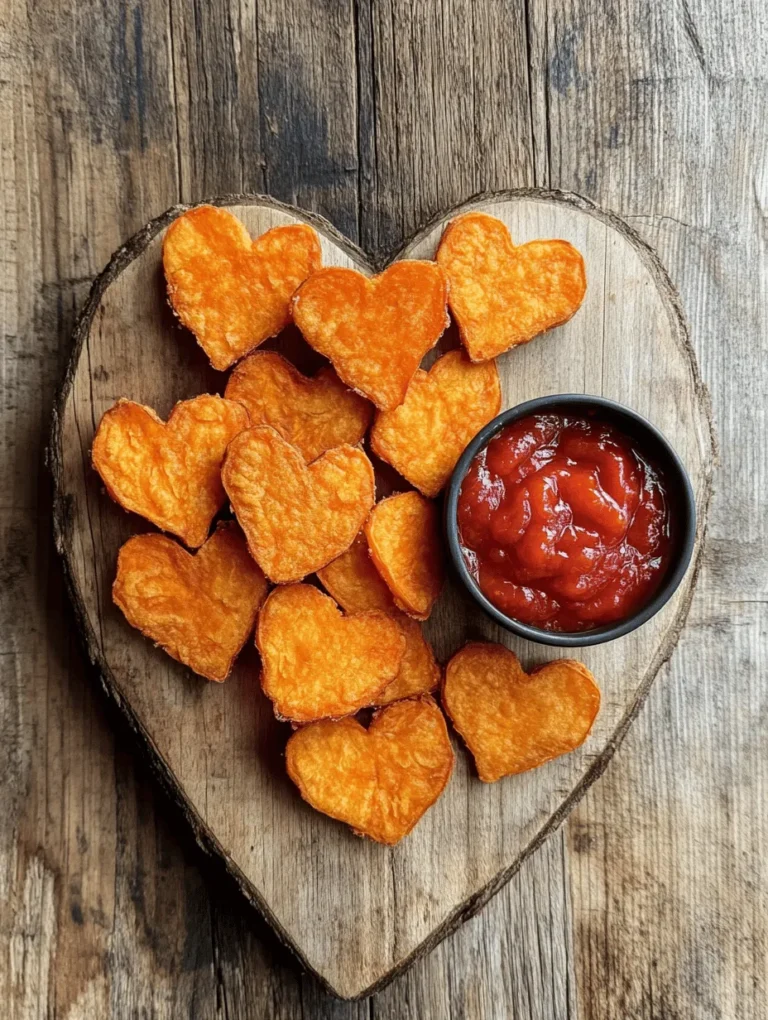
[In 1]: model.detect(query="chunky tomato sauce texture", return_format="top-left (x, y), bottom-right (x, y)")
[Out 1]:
top-left (457, 413), bottom-right (672, 631)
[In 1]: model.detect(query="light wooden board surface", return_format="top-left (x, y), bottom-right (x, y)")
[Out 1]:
top-left (52, 192), bottom-right (711, 997)
top-left (2, 0), bottom-right (766, 1016)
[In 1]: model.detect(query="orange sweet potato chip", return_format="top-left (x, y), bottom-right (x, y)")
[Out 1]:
top-left (225, 351), bottom-right (372, 462)
top-left (370, 349), bottom-right (501, 497)
top-left (113, 522), bottom-right (267, 682)
top-left (317, 533), bottom-right (440, 705)
top-left (163, 205), bottom-right (322, 371)
top-left (285, 695), bottom-right (454, 844)
top-left (257, 584), bottom-right (405, 722)
top-left (292, 261), bottom-right (449, 410)
top-left (436, 211), bottom-right (587, 361)
top-left (364, 492), bottom-right (445, 620)
top-left (378, 617), bottom-right (441, 706)
top-left (442, 642), bottom-right (600, 782)
top-left (92, 395), bottom-right (248, 548)
top-left (222, 426), bottom-right (375, 583)
top-left (316, 532), bottom-right (396, 613)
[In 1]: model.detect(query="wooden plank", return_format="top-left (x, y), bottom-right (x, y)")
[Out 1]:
top-left (51, 189), bottom-right (711, 998)
top-left (0, 0), bottom-right (232, 1016)
top-left (358, 0), bottom-right (534, 256)
top-left (1, 0), bottom-right (376, 1014)
top-left (255, 0), bottom-right (360, 241)
top-left (530, 0), bottom-right (768, 1016)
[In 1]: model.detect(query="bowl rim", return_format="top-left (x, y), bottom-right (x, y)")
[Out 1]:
top-left (444, 393), bottom-right (697, 647)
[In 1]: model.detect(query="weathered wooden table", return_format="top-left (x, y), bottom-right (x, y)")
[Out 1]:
top-left (3, 2), bottom-right (766, 1017)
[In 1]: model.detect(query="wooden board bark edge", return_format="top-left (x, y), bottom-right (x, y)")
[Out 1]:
top-left (48, 188), bottom-right (715, 999)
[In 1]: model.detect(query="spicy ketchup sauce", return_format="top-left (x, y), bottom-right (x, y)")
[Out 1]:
top-left (457, 413), bottom-right (672, 632)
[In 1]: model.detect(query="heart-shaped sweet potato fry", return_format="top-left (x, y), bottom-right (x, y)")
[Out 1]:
top-left (222, 426), bottom-right (374, 582)
top-left (257, 584), bottom-right (406, 722)
top-left (365, 492), bottom-right (444, 620)
top-left (292, 261), bottom-right (449, 410)
top-left (442, 642), bottom-right (600, 782)
top-left (437, 211), bottom-right (586, 361)
top-left (163, 205), bottom-right (322, 371)
top-left (113, 522), bottom-right (267, 682)
top-left (317, 533), bottom-right (440, 705)
top-left (225, 351), bottom-right (372, 462)
top-left (286, 695), bottom-right (454, 844)
top-left (370, 350), bottom-right (501, 497)
top-left (92, 395), bottom-right (249, 548)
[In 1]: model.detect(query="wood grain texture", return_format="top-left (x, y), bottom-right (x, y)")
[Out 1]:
top-left (2, 0), bottom-right (766, 1015)
top-left (536, 2), bottom-right (768, 1017)
top-left (51, 190), bottom-right (711, 998)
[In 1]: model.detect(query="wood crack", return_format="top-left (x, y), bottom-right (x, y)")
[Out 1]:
top-left (167, 0), bottom-right (184, 201)
top-left (353, 0), bottom-right (364, 247)
top-left (210, 904), bottom-right (231, 1020)
top-left (679, 0), bottom-right (707, 74)
top-left (522, 0), bottom-right (539, 186)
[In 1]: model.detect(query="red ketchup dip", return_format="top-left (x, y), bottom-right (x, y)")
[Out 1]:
top-left (457, 413), bottom-right (672, 631)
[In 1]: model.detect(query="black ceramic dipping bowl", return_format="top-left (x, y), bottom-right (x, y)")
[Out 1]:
top-left (444, 394), bottom-right (697, 647)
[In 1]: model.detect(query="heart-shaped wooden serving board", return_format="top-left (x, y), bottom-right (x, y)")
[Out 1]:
top-left (51, 190), bottom-right (714, 999)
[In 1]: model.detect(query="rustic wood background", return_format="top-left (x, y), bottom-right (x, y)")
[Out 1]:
top-left (2, 0), bottom-right (766, 1017)
top-left (53, 191), bottom-right (713, 998)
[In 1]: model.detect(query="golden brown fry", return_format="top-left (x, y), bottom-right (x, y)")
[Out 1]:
top-left (377, 616), bottom-right (440, 705)
top-left (365, 491), bottom-right (444, 620)
top-left (316, 531), bottom-right (396, 613)
top-left (285, 695), bottom-right (454, 844)
top-left (92, 395), bottom-right (248, 548)
top-left (292, 261), bottom-right (449, 410)
top-left (163, 205), bottom-right (322, 371)
top-left (371, 350), bottom-right (501, 497)
top-left (317, 533), bottom-right (440, 704)
top-left (436, 211), bottom-right (587, 361)
top-left (113, 522), bottom-right (267, 682)
top-left (257, 584), bottom-right (405, 722)
top-left (222, 426), bottom-right (375, 583)
top-left (442, 642), bottom-right (600, 782)
top-left (225, 351), bottom-right (371, 462)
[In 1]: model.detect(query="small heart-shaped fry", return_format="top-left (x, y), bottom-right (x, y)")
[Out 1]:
top-left (365, 492), bottom-right (444, 620)
top-left (257, 584), bottom-right (405, 722)
top-left (442, 642), bottom-right (600, 782)
top-left (113, 522), bottom-right (267, 682)
top-left (163, 205), bottom-right (322, 370)
top-left (225, 351), bottom-right (372, 462)
top-left (292, 262), bottom-right (449, 410)
top-left (317, 533), bottom-right (440, 705)
top-left (437, 212), bottom-right (586, 361)
top-left (371, 350), bottom-right (501, 497)
top-left (286, 695), bottom-right (454, 844)
top-left (222, 426), bottom-right (375, 583)
top-left (92, 395), bottom-right (248, 547)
